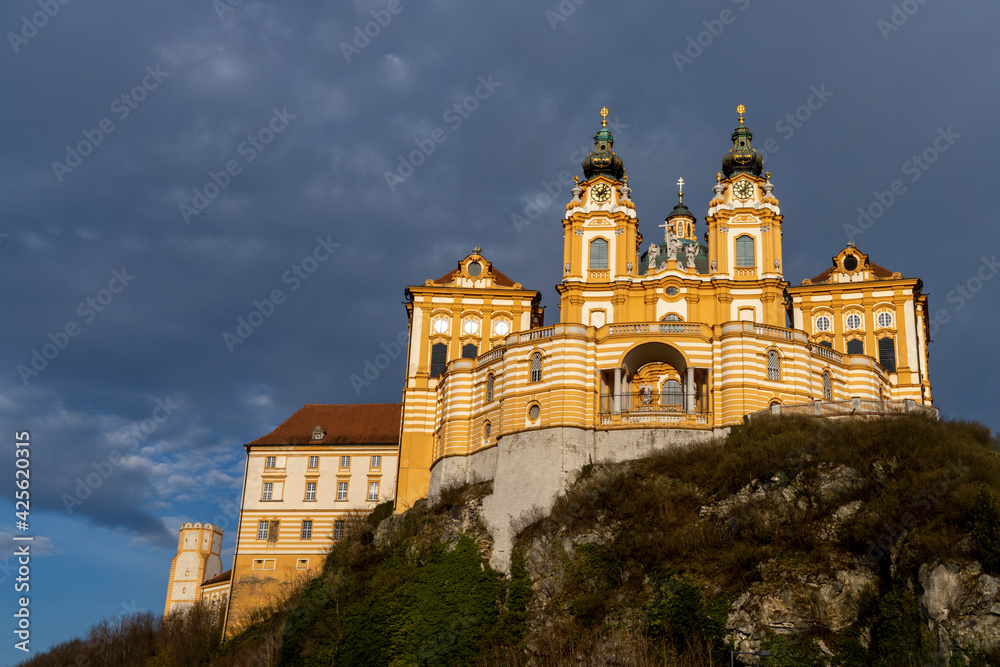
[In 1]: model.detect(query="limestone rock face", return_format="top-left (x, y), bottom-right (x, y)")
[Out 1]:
top-left (920, 562), bottom-right (1000, 659)
top-left (727, 561), bottom-right (878, 654)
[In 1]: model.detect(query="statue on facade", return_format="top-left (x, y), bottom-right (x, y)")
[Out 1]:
top-left (640, 383), bottom-right (653, 406)
top-left (646, 242), bottom-right (660, 273)
top-left (685, 242), bottom-right (698, 269)
top-left (666, 231), bottom-right (681, 261)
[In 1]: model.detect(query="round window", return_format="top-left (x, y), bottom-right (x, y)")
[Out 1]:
top-left (843, 255), bottom-right (858, 272)
top-left (493, 320), bottom-right (510, 336)
top-left (467, 261), bottom-right (482, 277)
top-left (815, 316), bottom-right (831, 332)
top-left (877, 312), bottom-right (893, 328)
top-left (665, 286), bottom-right (680, 296)
top-left (463, 319), bottom-right (480, 335)
top-left (528, 404), bottom-right (540, 421)
top-left (846, 314), bottom-right (861, 329)
top-left (432, 317), bottom-right (449, 334)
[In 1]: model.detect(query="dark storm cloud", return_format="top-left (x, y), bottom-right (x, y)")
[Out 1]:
top-left (0, 2), bottom-right (997, 657)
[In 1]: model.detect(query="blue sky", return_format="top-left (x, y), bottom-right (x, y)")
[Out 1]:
top-left (1, 0), bottom-right (998, 663)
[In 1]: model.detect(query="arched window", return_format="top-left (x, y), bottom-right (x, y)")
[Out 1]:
top-left (430, 343), bottom-right (448, 377)
top-left (823, 370), bottom-right (832, 400)
top-left (819, 341), bottom-right (833, 349)
top-left (735, 236), bottom-right (755, 267)
top-left (486, 373), bottom-right (495, 402)
top-left (529, 352), bottom-right (542, 383)
top-left (846, 339), bottom-right (864, 355)
top-left (767, 350), bottom-right (781, 381)
top-left (462, 343), bottom-right (478, 359)
top-left (878, 337), bottom-right (896, 372)
top-left (662, 379), bottom-right (682, 407)
top-left (661, 314), bottom-right (682, 322)
top-left (589, 238), bottom-right (609, 270)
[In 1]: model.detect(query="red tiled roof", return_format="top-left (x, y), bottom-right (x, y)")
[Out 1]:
top-left (433, 266), bottom-right (517, 287)
top-left (248, 404), bottom-right (401, 446)
top-left (202, 569), bottom-right (231, 586)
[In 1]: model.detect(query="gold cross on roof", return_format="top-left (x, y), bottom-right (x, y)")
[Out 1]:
top-left (600, 106), bottom-right (609, 128)
top-left (677, 177), bottom-right (685, 203)
top-left (737, 104), bottom-right (746, 124)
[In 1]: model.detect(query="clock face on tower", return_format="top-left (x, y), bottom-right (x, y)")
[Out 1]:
top-left (591, 183), bottom-right (611, 203)
top-left (733, 180), bottom-right (754, 201)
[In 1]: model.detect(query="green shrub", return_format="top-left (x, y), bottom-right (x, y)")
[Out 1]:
top-left (872, 585), bottom-right (934, 667)
top-left (644, 575), bottom-right (725, 656)
top-left (970, 486), bottom-right (1000, 575)
top-left (761, 633), bottom-right (827, 667)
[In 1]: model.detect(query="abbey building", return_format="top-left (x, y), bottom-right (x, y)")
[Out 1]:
top-left (167, 105), bottom-right (935, 628)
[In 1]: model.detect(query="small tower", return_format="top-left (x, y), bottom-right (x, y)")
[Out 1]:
top-left (164, 522), bottom-right (224, 616)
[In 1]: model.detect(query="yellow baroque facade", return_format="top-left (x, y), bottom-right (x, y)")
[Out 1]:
top-left (395, 107), bottom-right (935, 517)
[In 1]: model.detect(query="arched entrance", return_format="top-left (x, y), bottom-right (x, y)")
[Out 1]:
top-left (601, 342), bottom-right (708, 420)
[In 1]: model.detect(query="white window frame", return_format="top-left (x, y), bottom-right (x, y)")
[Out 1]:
top-left (846, 313), bottom-right (862, 330)
top-left (815, 315), bottom-right (831, 332)
top-left (261, 482), bottom-right (273, 501)
top-left (371, 455), bottom-right (381, 469)
top-left (337, 481), bottom-right (348, 501)
top-left (300, 520), bottom-right (313, 540)
top-left (333, 520), bottom-right (345, 540)
top-left (264, 456), bottom-right (276, 469)
top-left (308, 455), bottom-right (319, 469)
top-left (877, 312), bottom-right (893, 328)
top-left (305, 481), bottom-right (316, 501)
top-left (368, 481), bottom-right (379, 501)
top-left (257, 520), bottom-right (269, 540)
top-left (340, 455), bottom-right (350, 469)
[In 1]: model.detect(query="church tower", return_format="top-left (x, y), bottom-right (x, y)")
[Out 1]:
top-left (558, 107), bottom-right (642, 327)
top-left (705, 106), bottom-right (786, 326)
top-left (164, 522), bottom-right (223, 616)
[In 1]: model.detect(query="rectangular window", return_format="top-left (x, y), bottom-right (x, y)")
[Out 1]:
top-left (261, 482), bottom-right (273, 501)
top-left (878, 337), bottom-right (897, 373)
top-left (430, 342), bottom-right (448, 378)
top-left (305, 482), bottom-right (316, 501)
top-left (337, 481), bottom-right (348, 501)
top-left (735, 236), bottom-right (755, 268)
top-left (265, 456), bottom-right (276, 469)
top-left (308, 455), bottom-right (319, 468)
top-left (252, 559), bottom-right (275, 570)
top-left (257, 520), bottom-right (269, 540)
top-left (340, 455), bottom-right (350, 469)
top-left (297, 559), bottom-right (309, 570)
top-left (334, 520), bottom-right (345, 540)
top-left (368, 481), bottom-right (379, 501)
top-left (301, 520), bottom-right (313, 540)
top-left (371, 455), bottom-right (381, 468)
top-left (589, 238), bottom-right (609, 270)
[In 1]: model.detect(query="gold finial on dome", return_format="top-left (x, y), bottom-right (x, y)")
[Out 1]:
top-left (473, 245), bottom-right (481, 255)
top-left (716, 172), bottom-right (722, 183)
top-left (600, 106), bottom-right (609, 128)
top-left (623, 173), bottom-right (628, 182)
top-left (737, 104), bottom-right (746, 124)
